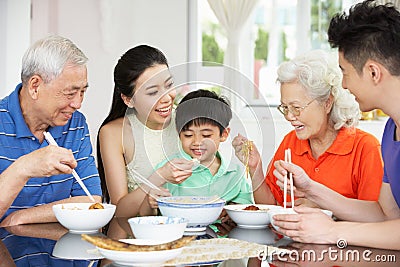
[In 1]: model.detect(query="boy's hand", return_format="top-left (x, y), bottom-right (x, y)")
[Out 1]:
top-left (232, 134), bottom-right (261, 171)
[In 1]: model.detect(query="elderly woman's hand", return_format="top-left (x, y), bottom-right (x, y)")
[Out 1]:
top-left (232, 134), bottom-right (261, 174)
top-left (273, 160), bottom-right (312, 197)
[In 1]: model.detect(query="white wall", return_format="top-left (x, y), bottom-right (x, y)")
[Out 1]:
top-left (0, 0), bottom-right (31, 98)
top-left (1, 0), bottom-right (188, 154)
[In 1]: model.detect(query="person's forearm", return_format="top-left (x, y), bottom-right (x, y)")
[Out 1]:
top-left (251, 166), bottom-right (276, 205)
top-left (332, 219), bottom-right (400, 250)
top-left (0, 195), bottom-right (102, 226)
top-left (305, 181), bottom-right (385, 222)
top-left (5, 223), bottom-right (68, 240)
top-left (115, 188), bottom-right (148, 217)
top-left (0, 160), bottom-right (29, 219)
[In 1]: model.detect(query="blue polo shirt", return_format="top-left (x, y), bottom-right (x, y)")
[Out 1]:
top-left (159, 151), bottom-right (253, 204)
top-left (0, 84), bottom-right (102, 221)
top-left (382, 118), bottom-right (400, 208)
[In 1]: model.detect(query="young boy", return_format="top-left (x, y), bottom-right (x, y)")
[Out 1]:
top-left (154, 89), bottom-right (253, 205)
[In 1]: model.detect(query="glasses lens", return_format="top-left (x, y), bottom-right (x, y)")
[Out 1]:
top-left (277, 105), bottom-right (286, 115)
top-left (288, 106), bottom-right (300, 116)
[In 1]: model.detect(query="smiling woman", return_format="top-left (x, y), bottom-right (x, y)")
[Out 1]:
top-left (96, 45), bottom-right (182, 230)
top-left (232, 49), bottom-right (384, 210)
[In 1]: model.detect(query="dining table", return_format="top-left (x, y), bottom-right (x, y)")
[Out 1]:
top-left (1, 216), bottom-right (399, 267)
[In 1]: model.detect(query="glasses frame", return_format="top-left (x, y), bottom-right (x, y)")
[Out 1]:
top-left (277, 98), bottom-right (316, 116)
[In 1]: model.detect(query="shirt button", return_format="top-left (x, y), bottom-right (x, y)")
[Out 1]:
top-left (31, 137), bottom-right (35, 141)
top-left (315, 168), bottom-right (319, 172)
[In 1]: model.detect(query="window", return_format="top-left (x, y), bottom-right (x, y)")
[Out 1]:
top-left (189, 0), bottom-right (358, 106)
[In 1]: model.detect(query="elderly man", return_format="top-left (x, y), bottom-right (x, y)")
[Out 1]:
top-left (0, 35), bottom-right (102, 226)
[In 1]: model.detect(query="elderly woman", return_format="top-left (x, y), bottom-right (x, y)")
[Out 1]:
top-left (233, 50), bottom-right (383, 207)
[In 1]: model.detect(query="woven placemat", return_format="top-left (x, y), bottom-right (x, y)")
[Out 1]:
top-left (164, 238), bottom-right (286, 266)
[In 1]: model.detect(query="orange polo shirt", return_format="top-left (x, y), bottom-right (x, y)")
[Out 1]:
top-left (266, 127), bottom-right (383, 206)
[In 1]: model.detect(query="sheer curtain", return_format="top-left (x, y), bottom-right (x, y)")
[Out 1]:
top-left (376, 0), bottom-right (400, 8)
top-left (207, 0), bottom-right (260, 106)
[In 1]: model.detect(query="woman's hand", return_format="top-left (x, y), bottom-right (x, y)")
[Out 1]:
top-left (232, 134), bottom-right (261, 173)
top-left (273, 160), bottom-right (312, 197)
top-left (147, 188), bottom-right (171, 209)
top-left (156, 158), bottom-right (194, 184)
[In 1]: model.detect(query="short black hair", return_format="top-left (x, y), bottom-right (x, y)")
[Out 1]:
top-left (328, 0), bottom-right (400, 75)
top-left (175, 89), bottom-right (232, 135)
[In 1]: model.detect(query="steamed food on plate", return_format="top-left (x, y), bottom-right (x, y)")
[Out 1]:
top-left (81, 234), bottom-right (195, 266)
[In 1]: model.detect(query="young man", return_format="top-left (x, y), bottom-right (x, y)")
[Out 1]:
top-left (0, 35), bottom-right (102, 226)
top-left (271, 0), bottom-right (400, 250)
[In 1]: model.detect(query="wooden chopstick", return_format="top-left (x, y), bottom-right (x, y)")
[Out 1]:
top-left (283, 149), bottom-right (288, 210)
top-left (283, 148), bottom-right (294, 210)
top-left (288, 148), bottom-right (294, 208)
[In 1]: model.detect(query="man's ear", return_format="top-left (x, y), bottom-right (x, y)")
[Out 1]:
top-left (220, 127), bottom-right (231, 142)
top-left (27, 75), bottom-right (42, 100)
top-left (121, 93), bottom-right (134, 108)
top-left (366, 60), bottom-right (382, 84)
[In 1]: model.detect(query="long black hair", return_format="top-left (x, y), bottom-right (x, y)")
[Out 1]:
top-left (97, 45), bottom-right (168, 204)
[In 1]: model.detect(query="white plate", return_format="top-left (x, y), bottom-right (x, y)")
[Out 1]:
top-left (185, 226), bottom-right (206, 232)
top-left (97, 239), bottom-right (182, 266)
top-left (236, 223), bottom-right (268, 229)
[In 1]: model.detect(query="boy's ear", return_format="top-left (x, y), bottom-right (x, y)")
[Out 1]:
top-left (220, 127), bottom-right (230, 142)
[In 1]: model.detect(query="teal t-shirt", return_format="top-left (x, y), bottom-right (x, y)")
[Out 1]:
top-left (156, 151), bottom-right (253, 204)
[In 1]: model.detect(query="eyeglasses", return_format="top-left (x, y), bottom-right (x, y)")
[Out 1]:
top-left (277, 98), bottom-right (316, 116)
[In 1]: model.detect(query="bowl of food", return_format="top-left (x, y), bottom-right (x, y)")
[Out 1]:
top-left (269, 207), bottom-right (333, 232)
top-left (52, 203), bottom-right (115, 233)
top-left (128, 216), bottom-right (188, 242)
top-left (157, 196), bottom-right (225, 231)
top-left (224, 204), bottom-right (281, 229)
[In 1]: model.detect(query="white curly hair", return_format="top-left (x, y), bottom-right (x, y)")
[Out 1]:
top-left (277, 49), bottom-right (360, 130)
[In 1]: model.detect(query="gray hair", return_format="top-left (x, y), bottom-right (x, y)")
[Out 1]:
top-left (277, 49), bottom-right (359, 130)
top-left (21, 35), bottom-right (88, 85)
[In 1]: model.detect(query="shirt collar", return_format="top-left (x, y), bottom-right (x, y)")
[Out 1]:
top-left (8, 83), bottom-right (64, 139)
top-left (294, 127), bottom-right (355, 156)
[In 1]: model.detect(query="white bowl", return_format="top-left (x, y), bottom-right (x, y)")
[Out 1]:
top-left (269, 207), bottom-right (333, 232)
top-left (228, 227), bottom-right (277, 245)
top-left (52, 203), bottom-right (115, 233)
top-left (128, 216), bottom-right (187, 242)
top-left (52, 232), bottom-right (104, 260)
top-left (157, 196), bottom-right (225, 231)
top-left (224, 204), bottom-right (281, 229)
